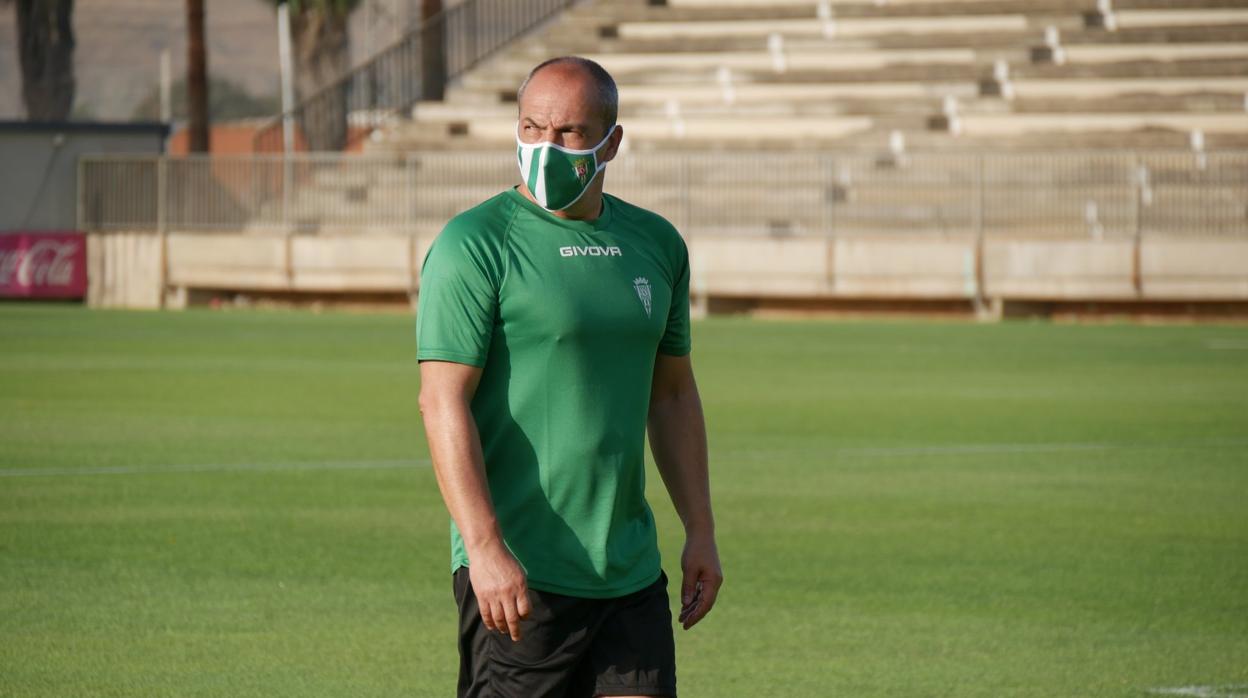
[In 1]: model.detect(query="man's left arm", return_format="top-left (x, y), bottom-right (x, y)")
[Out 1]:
top-left (648, 352), bottom-right (722, 630)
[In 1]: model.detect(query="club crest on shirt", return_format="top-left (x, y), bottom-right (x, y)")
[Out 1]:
top-left (633, 277), bottom-right (652, 318)
top-left (573, 157), bottom-right (591, 183)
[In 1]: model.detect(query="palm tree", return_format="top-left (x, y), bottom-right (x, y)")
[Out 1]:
top-left (275, 0), bottom-right (362, 151)
top-left (5, 0), bottom-right (76, 121)
top-left (186, 0), bottom-right (209, 152)
top-left (421, 0), bottom-right (444, 101)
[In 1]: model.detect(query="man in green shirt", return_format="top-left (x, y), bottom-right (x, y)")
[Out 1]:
top-left (417, 56), bottom-right (722, 697)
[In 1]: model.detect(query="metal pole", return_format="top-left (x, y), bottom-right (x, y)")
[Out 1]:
top-left (157, 156), bottom-right (168, 234)
top-left (825, 155), bottom-right (838, 293)
top-left (278, 2), bottom-right (296, 228)
top-left (679, 154), bottom-right (690, 233)
top-left (406, 153), bottom-right (416, 230)
top-left (973, 153), bottom-right (988, 316)
top-left (1131, 151), bottom-right (1143, 297)
top-left (75, 158), bottom-right (85, 231)
top-left (159, 49), bottom-right (172, 124)
top-left (824, 155), bottom-right (835, 238)
top-left (155, 155), bottom-right (169, 307)
top-left (278, 3), bottom-right (296, 156)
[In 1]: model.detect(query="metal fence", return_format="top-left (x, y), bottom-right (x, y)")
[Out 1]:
top-left (252, 0), bottom-right (580, 152)
top-left (79, 150), bottom-right (1248, 239)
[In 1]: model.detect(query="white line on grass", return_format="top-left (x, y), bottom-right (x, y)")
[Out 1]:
top-left (0, 458), bottom-right (430, 478)
top-left (733, 437), bottom-right (1248, 460)
top-left (1148, 686), bottom-right (1248, 698)
top-left (848, 439), bottom-right (1248, 456)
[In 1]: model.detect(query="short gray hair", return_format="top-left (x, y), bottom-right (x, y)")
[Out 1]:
top-left (516, 56), bottom-right (618, 132)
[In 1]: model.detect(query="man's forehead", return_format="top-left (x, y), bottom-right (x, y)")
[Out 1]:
top-left (518, 66), bottom-right (601, 122)
top-left (519, 112), bottom-right (594, 131)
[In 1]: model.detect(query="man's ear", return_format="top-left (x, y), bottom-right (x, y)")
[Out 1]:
top-left (600, 125), bottom-right (624, 164)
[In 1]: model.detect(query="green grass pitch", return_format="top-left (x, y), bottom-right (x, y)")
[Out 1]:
top-left (2, 302), bottom-right (1246, 697)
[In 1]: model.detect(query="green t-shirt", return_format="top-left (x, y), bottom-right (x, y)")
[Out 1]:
top-left (416, 187), bottom-right (691, 598)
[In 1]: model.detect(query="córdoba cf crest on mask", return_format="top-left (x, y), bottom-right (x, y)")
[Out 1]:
top-left (516, 123), bottom-right (618, 212)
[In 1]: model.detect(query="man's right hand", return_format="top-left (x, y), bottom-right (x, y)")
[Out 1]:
top-left (467, 541), bottom-right (531, 642)
top-left (421, 361), bottom-right (530, 639)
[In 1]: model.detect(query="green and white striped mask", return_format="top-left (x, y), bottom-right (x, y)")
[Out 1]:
top-left (516, 123), bottom-right (618, 212)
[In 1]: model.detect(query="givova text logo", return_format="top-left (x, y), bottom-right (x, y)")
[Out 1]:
top-left (559, 246), bottom-right (622, 257)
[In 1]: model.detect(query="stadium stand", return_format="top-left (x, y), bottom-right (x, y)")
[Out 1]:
top-left (372, 0), bottom-right (1248, 153)
top-left (233, 0), bottom-right (1240, 239)
top-left (77, 0), bottom-right (1248, 313)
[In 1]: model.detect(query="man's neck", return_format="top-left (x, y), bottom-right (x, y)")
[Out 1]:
top-left (517, 183), bottom-right (604, 222)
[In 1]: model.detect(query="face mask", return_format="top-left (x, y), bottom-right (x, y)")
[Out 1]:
top-left (516, 123), bottom-right (618, 211)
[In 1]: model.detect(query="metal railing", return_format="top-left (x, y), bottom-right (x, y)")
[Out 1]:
top-left (253, 0), bottom-right (579, 153)
top-left (78, 150), bottom-right (1248, 238)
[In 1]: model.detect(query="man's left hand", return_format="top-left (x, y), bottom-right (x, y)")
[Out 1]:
top-left (677, 533), bottom-right (722, 630)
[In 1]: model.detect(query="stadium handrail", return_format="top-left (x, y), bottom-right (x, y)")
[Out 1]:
top-left (251, 0), bottom-right (582, 153)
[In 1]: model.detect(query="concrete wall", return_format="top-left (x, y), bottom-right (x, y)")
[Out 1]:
top-left (87, 231), bottom-right (164, 309)
top-left (0, 122), bottom-right (167, 232)
top-left (86, 230), bottom-right (437, 308)
top-left (87, 230), bottom-right (1248, 310)
top-left (689, 235), bottom-right (981, 299)
top-left (983, 239), bottom-right (1138, 299)
top-left (831, 236), bottom-right (979, 299)
top-left (164, 232), bottom-right (432, 294)
top-left (1141, 239), bottom-right (1248, 300)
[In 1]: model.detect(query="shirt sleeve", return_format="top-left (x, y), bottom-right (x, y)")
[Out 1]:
top-left (416, 220), bottom-right (502, 367)
top-left (658, 238), bottom-right (692, 357)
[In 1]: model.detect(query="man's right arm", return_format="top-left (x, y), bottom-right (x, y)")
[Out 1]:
top-left (418, 359), bottom-right (530, 641)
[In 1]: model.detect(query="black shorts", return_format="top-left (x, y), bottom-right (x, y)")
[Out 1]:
top-left (453, 567), bottom-right (677, 698)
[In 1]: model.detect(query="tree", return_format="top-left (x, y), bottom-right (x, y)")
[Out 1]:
top-left (421, 0), bottom-right (444, 101)
top-left (186, 0), bottom-right (209, 152)
top-left (275, 0), bottom-right (362, 151)
top-left (6, 0), bottom-right (76, 121)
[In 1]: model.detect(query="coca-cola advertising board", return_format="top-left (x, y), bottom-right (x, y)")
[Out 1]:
top-left (0, 232), bottom-right (88, 299)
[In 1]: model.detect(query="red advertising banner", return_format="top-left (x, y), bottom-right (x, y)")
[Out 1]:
top-left (0, 232), bottom-right (88, 299)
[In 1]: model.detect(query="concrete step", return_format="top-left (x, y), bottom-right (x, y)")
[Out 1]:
top-left (527, 28), bottom-right (1040, 55)
top-left (421, 95), bottom-right (962, 120)
top-left (462, 63), bottom-right (989, 93)
top-left (900, 129), bottom-right (1248, 150)
top-left (665, 0), bottom-right (1011, 6)
top-left (1009, 75), bottom-right (1248, 98)
top-left (370, 127), bottom-right (1248, 153)
top-left (1008, 92), bottom-right (1248, 114)
top-left (476, 45), bottom-right (1247, 90)
top-left (388, 114), bottom-right (881, 145)
top-left (531, 21), bottom-right (1248, 56)
top-left (1060, 23), bottom-right (1248, 47)
top-left (660, 0), bottom-right (1247, 8)
top-left (443, 78), bottom-right (981, 110)
top-left (611, 14), bottom-right (1031, 40)
top-left (1014, 57), bottom-right (1248, 80)
top-left (581, 0), bottom-right (1088, 21)
top-left (958, 112), bottom-right (1248, 137)
top-left (1058, 42), bottom-right (1248, 64)
top-left (1114, 8), bottom-right (1248, 29)
top-left (474, 47), bottom-right (985, 81)
top-left (415, 90), bottom-right (1245, 133)
top-left (457, 58), bottom-right (1246, 105)
top-left (593, 80), bottom-right (981, 103)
